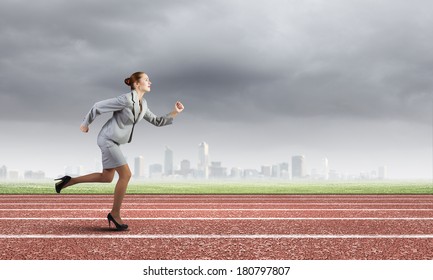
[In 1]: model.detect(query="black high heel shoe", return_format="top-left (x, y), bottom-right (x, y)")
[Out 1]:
top-left (54, 176), bottom-right (71, 193)
top-left (107, 213), bottom-right (128, 231)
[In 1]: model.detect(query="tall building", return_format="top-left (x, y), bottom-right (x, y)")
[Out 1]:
top-left (198, 142), bottom-right (209, 179)
top-left (209, 162), bottom-right (227, 178)
top-left (322, 157), bottom-right (329, 180)
top-left (0, 165), bottom-right (7, 179)
top-left (149, 164), bottom-right (162, 179)
top-left (292, 155), bottom-right (305, 179)
top-left (179, 160), bottom-right (191, 177)
top-left (378, 166), bottom-right (387, 180)
top-left (261, 165), bottom-right (271, 177)
top-left (279, 162), bottom-right (290, 179)
top-left (272, 165), bottom-right (280, 177)
top-left (164, 146), bottom-right (174, 176)
top-left (134, 156), bottom-right (145, 179)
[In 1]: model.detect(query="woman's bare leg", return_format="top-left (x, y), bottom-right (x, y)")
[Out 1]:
top-left (62, 169), bottom-right (115, 188)
top-left (110, 164), bottom-right (132, 224)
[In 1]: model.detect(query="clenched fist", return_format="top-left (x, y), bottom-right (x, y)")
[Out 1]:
top-left (80, 125), bottom-right (89, 133)
top-left (174, 101), bottom-right (184, 113)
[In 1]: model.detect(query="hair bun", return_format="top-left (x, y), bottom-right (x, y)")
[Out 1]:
top-left (124, 78), bottom-right (131, 86)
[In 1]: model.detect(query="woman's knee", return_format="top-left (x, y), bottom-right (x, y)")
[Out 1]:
top-left (116, 165), bottom-right (132, 180)
top-left (101, 170), bottom-right (115, 183)
top-left (123, 169), bottom-right (132, 180)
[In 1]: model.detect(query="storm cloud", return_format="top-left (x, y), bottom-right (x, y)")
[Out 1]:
top-left (0, 0), bottom-right (431, 179)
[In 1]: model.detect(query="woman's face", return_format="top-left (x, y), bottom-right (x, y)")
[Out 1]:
top-left (135, 74), bottom-right (152, 93)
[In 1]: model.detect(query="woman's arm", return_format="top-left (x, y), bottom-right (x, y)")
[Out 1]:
top-left (80, 94), bottom-right (129, 132)
top-left (143, 101), bottom-right (184, 127)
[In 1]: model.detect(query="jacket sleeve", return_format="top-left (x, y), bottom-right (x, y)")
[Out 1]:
top-left (143, 107), bottom-right (174, 127)
top-left (81, 95), bottom-right (128, 127)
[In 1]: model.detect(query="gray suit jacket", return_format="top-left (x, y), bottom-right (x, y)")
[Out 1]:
top-left (81, 90), bottom-right (173, 144)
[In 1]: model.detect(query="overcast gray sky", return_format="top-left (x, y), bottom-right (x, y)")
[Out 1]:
top-left (0, 0), bottom-right (431, 179)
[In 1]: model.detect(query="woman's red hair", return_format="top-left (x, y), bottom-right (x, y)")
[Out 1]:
top-left (124, 72), bottom-right (145, 89)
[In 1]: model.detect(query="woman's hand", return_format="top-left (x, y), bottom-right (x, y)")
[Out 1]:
top-left (168, 101), bottom-right (184, 118)
top-left (174, 101), bottom-right (184, 113)
top-left (80, 124), bottom-right (89, 133)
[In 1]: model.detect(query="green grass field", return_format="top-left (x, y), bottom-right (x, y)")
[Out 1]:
top-left (0, 180), bottom-right (432, 195)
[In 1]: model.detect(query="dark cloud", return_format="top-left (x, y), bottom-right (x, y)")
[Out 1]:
top-left (1, 0), bottom-right (431, 124)
top-left (0, 0), bottom-right (431, 178)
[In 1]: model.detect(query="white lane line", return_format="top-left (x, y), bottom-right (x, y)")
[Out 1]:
top-left (1, 208), bottom-right (433, 211)
top-left (0, 194), bottom-right (433, 201)
top-left (2, 202), bottom-right (433, 205)
top-left (1, 217), bottom-right (433, 220)
top-left (0, 197), bottom-right (433, 204)
top-left (1, 234), bottom-right (433, 239)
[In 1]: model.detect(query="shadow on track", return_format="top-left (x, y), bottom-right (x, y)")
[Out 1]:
top-left (78, 226), bottom-right (129, 233)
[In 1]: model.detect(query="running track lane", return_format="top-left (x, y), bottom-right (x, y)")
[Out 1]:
top-left (0, 194), bottom-right (432, 260)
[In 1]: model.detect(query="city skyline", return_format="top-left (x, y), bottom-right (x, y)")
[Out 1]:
top-left (0, 141), bottom-right (414, 181)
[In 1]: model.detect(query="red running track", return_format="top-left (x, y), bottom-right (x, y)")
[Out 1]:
top-left (0, 194), bottom-right (432, 260)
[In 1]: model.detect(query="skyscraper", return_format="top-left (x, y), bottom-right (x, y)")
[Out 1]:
top-left (272, 164), bottom-right (280, 177)
top-left (378, 166), bottom-right (387, 180)
top-left (261, 165), bottom-right (271, 177)
top-left (198, 142), bottom-right (209, 179)
top-left (292, 155), bottom-right (305, 179)
top-left (209, 161), bottom-right (227, 178)
top-left (0, 165), bottom-right (7, 179)
top-left (134, 156), bottom-right (145, 179)
top-left (180, 160), bottom-right (191, 177)
top-left (279, 162), bottom-right (290, 179)
top-left (322, 157), bottom-right (329, 180)
top-left (164, 146), bottom-right (174, 176)
top-left (149, 164), bottom-right (162, 179)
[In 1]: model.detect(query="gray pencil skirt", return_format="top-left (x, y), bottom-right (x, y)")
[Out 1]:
top-left (97, 136), bottom-right (127, 169)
